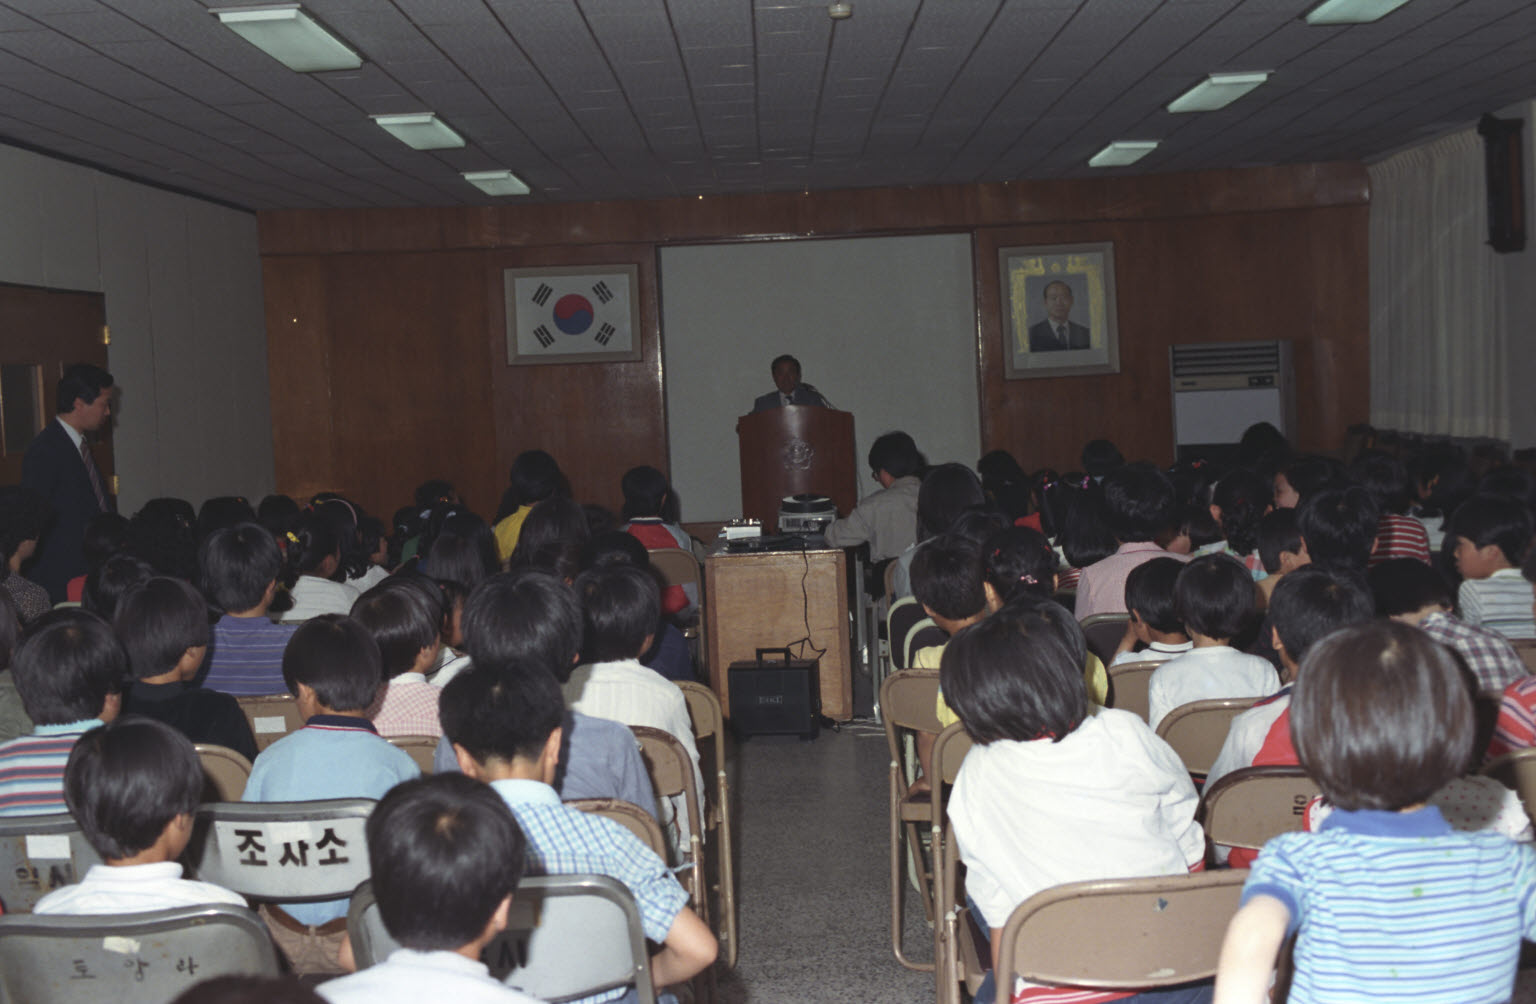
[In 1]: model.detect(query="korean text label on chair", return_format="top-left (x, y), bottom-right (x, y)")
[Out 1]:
top-left (0, 813), bottom-right (101, 914)
top-left (184, 799), bottom-right (373, 902)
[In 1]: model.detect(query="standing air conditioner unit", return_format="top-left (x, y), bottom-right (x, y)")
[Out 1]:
top-left (1169, 341), bottom-right (1295, 463)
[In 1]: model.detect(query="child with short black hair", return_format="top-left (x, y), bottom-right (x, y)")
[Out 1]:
top-left (1253, 508), bottom-right (1305, 608)
top-left (280, 511), bottom-right (360, 623)
top-left (1075, 462), bottom-right (1187, 619)
top-left (1215, 620), bottom-right (1536, 1004)
top-left (620, 464), bottom-right (696, 620)
top-left (117, 576), bottom-right (257, 761)
top-left (197, 521), bottom-right (298, 695)
top-left (1146, 554), bottom-right (1278, 731)
top-left (34, 717), bottom-right (247, 914)
top-left (351, 577), bottom-right (442, 738)
top-left (1111, 556), bottom-right (1192, 667)
top-left (1370, 557), bottom-right (1527, 693)
top-left (1295, 486), bottom-right (1380, 573)
top-left (315, 773), bottom-right (540, 1004)
top-left (1350, 451), bottom-right (1432, 566)
top-left (1449, 493), bottom-right (1536, 639)
top-left (65, 511), bottom-right (129, 604)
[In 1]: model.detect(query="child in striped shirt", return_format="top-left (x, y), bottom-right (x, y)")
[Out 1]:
top-left (1215, 620), bottom-right (1536, 1004)
top-left (1450, 493), bottom-right (1536, 640)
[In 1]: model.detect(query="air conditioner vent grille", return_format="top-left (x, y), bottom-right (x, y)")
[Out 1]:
top-left (1170, 341), bottom-right (1282, 377)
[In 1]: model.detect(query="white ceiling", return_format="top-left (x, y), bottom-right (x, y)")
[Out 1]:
top-left (0, 0), bottom-right (1532, 211)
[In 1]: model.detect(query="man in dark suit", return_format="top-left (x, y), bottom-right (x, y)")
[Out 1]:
top-left (752, 354), bottom-right (831, 412)
top-left (21, 364), bottom-right (115, 602)
top-left (1026, 280), bottom-right (1091, 352)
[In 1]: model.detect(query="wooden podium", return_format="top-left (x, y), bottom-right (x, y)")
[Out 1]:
top-left (736, 406), bottom-right (856, 530)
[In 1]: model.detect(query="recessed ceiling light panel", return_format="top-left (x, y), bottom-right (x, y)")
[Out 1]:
top-left (463, 170), bottom-right (531, 197)
top-left (370, 113), bottom-right (465, 151)
top-left (1167, 72), bottom-right (1271, 113)
top-left (212, 4), bottom-right (361, 73)
top-left (1088, 140), bottom-right (1159, 168)
top-left (1303, 0), bottom-right (1414, 25)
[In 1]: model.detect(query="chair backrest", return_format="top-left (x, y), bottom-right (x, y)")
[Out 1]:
top-left (384, 735), bottom-right (438, 774)
top-left (348, 874), bottom-right (656, 1004)
top-left (235, 693), bottom-right (304, 753)
top-left (1198, 765), bottom-right (1318, 851)
top-left (1105, 660), bottom-right (1161, 722)
top-left (880, 669), bottom-right (942, 740)
top-left (1155, 698), bottom-right (1262, 776)
top-left (1078, 613), bottom-right (1130, 666)
top-left (649, 548), bottom-right (701, 595)
top-left (1512, 639), bottom-right (1536, 675)
top-left (1482, 748), bottom-right (1536, 825)
top-left (887, 598), bottom-right (927, 670)
top-left (567, 798), bottom-right (670, 861)
top-left (184, 799), bottom-right (373, 901)
top-left (903, 619), bottom-right (948, 669)
top-left (194, 743), bottom-right (253, 802)
top-left (676, 680), bottom-right (723, 748)
top-left (0, 904), bottom-right (280, 1003)
top-left (631, 726), bottom-right (705, 892)
top-left (994, 870), bottom-right (1247, 991)
top-left (0, 813), bottom-right (102, 914)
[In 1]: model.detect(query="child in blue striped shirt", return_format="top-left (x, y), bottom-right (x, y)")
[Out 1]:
top-left (1215, 620), bottom-right (1536, 1004)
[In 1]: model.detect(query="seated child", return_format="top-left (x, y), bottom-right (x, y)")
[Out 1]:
top-left (1214, 620), bottom-right (1536, 1004)
top-left (280, 512), bottom-right (361, 623)
top-left (1075, 462), bottom-right (1189, 619)
top-left (243, 613), bottom-right (419, 973)
top-left (1371, 557), bottom-right (1527, 693)
top-left (441, 666), bottom-right (717, 1000)
top-left (619, 465), bottom-right (696, 620)
top-left (1449, 493), bottom-right (1536, 639)
top-left (117, 576), bottom-right (258, 761)
top-left (0, 609), bottom-right (122, 816)
top-left (1486, 544), bottom-right (1536, 758)
top-left (198, 522), bottom-right (298, 695)
top-left (1196, 469), bottom-right (1272, 580)
top-left (316, 774), bottom-right (540, 1004)
top-left (1147, 554), bottom-right (1279, 731)
top-left (583, 531), bottom-right (695, 683)
top-left (34, 717), bottom-right (247, 914)
top-left (942, 600), bottom-right (1204, 1004)
top-left (1253, 508), bottom-right (1305, 609)
top-left (351, 577), bottom-right (443, 738)
top-left (1350, 451), bottom-right (1432, 566)
top-left (65, 511), bottom-right (129, 604)
top-left (1110, 557), bottom-right (1193, 667)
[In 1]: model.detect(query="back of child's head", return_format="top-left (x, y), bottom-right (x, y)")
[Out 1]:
top-left (1100, 462), bottom-right (1176, 543)
top-left (195, 496), bottom-right (256, 542)
top-left (65, 717), bottom-right (202, 861)
top-left (1238, 422), bottom-right (1290, 470)
top-left (413, 479), bottom-right (458, 509)
top-left (127, 498), bottom-right (197, 581)
top-left (281, 613), bottom-right (381, 712)
top-left (1255, 508), bottom-right (1302, 574)
top-left (417, 511), bottom-right (499, 594)
top-left (1411, 445), bottom-right (1474, 518)
top-left (940, 598), bottom-right (1087, 745)
top-left (910, 534), bottom-right (986, 620)
top-left (1449, 493), bottom-right (1533, 567)
top-left (1292, 619), bottom-right (1472, 811)
top-left (1171, 502), bottom-right (1222, 552)
top-left (583, 528), bottom-right (651, 570)
top-left (1211, 468), bottom-right (1273, 554)
top-left (198, 521), bottom-right (282, 614)
top-left (439, 664), bottom-right (564, 764)
top-left (497, 450), bottom-right (567, 521)
top-left (113, 576), bottom-right (210, 681)
top-left (1080, 439), bottom-right (1124, 480)
top-left (356, 515), bottom-right (387, 564)
top-left (981, 526), bottom-right (1058, 606)
top-left (947, 507), bottom-right (1012, 548)
top-left (281, 510), bottom-right (340, 584)
top-left (574, 563), bottom-right (659, 663)
top-left (81, 512), bottom-right (129, 570)
top-left (256, 494), bottom-right (300, 538)
top-left (1166, 458), bottom-right (1223, 510)
top-left (310, 494), bottom-right (366, 579)
top-left (620, 465), bottom-right (671, 521)
top-left (1278, 454), bottom-right (1345, 507)
top-left (1296, 486), bottom-right (1380, 572)
top-left (82, 553), bottom-right (154, 621)
top-left (171, 976), bottom-right (325, 1004)
top-left (1124, 557), bottom-right (1185, 633)
top-left (365, 772), bottom-right (526, 951)
top-left (462, 569), bottom-right (582, 682)
top-left (13, 609), bottom-right (124, 725)
top-left (917, 463), bottom-right (985, 541)
top-left (1174, 553), bottom-right (1254, 640)
top-left (1347, 451), bottom-right (1413, 516)
top-left (1269, 566), bottom-right (1374, 664)
top-left (976, 450), bottom-right (1031, 521)
top-left (351, 578), bottom-right (441, 680)
top-left (509, 496), bottom-right (590, 581)
top-left (868, 431), bottom-right (924, 480)
top-left (1478, 465), bottom-right (1536, 512)
top-left (1369, 559), bottom-right (1453, 618)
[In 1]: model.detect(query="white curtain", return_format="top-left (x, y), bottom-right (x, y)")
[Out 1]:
top-left (1369, 128), bottom-right (1507, 439)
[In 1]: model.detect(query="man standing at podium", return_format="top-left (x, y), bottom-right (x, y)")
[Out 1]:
top-left (752, 355), bottom-right (830, 412)
top-left (824, 431), bottom-right (923, 563)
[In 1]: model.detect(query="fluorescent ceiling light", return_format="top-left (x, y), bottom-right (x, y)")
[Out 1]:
top-left (1088, 141), bottom-right (1159, 168)
top-left (212, 4), bottom-right (361, 73)
top-left (463, 170), bottom-right (531, 197)
top-left (1303, 0), bottom-right (1414, 25)
top-left (1167, 72), bottom-right (1271, 113)
top-left (370, 113), bottom-right (465, 150)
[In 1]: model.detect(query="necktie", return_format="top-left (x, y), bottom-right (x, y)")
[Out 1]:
top-left (80, 440), bottom-right (108, 511)
top-left (1056, 324), bottom-right (1068, 345)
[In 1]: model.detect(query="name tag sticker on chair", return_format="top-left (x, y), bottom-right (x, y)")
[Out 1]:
top-left (24, 834), bottom-right (70, 859)
top-left (253, 716), bottom-right (287, 733)
top-left (102, 936), bottom-right (141, 955)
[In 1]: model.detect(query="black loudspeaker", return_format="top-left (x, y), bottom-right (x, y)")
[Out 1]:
top-left (728, 648), bottom-right (820, 740)
top-left (1478, 113), bottom-right (1526, 254)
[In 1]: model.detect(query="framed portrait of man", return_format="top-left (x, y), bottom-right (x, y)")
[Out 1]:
top-left (999, 242), bottom-right (1120, 379)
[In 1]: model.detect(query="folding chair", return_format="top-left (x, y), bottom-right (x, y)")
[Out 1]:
top-left (0, 813), bottom-right (101, 914)
top-left (880, 668), bottom-right (943, 970)
top-left (567, 798), bottom-right (670, 861)
top-left (236, 693), bottom-right (304, 753)
top-left (1482, 748), bottom-right (1536, 826)
top-left (194, 743), bottom-right (253, 801)
top-left (1155, 697), bottom-right (1262, 779)
top-left (1078, 613), bottom-right (1130, 666)
top-left (931, 722), bottom-right (979, 1004)
top-left (650, 548), bottom-right (705, 664)
top-left (384, 735), bottom-right (438, 774)
top-left (348, 874), bottom-right (656, 1004)
top-left (0, 903), bottom-right (280, 1003)
top-left (887, 597), bottom-right (927, 672)
top-left (1105, 659), bottom-right (1161, 722)
top-left (1514, 640), bottom-right (1536, 675)
top-left (992, 870), bottom-right (1246, 998)
top-left (675, 680), bottom-right (738, 967)
top-left (903, 619), bottom-right (948, 670)
top-left (183, 798), bottom-right (373, 911)
top-left (630, 726), bottom-right (707, 922)
top-left (1198, 765), bottom-right (1318, 865)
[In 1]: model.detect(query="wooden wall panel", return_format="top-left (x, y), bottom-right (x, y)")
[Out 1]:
top-left (263, 257), bottom-right (337, 504)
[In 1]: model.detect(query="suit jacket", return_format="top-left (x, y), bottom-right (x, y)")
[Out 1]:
top-left (752, 384), bottom-right (830, 412)
top-left (20, 420), bottom-right (110, 602)
top-left (1027, 319), bottom-right (1091, 353)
